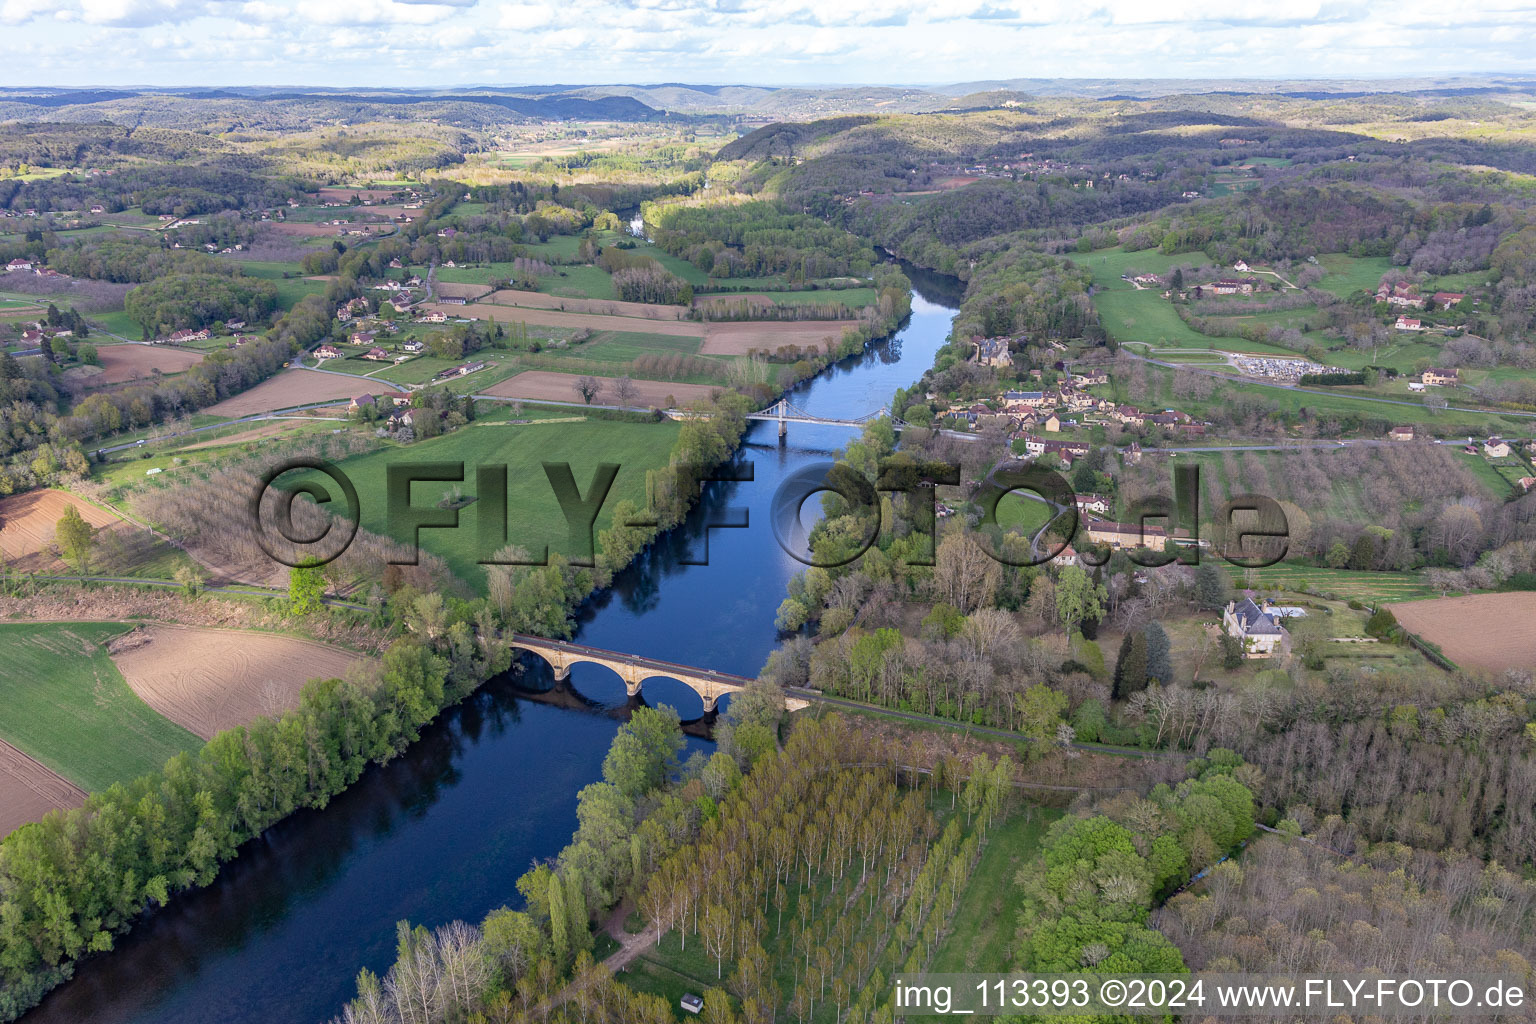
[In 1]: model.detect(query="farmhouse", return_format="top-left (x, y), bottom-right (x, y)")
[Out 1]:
top-left (20, 330), bottom-right (43, 345)
top-left (1211, 279), bottom-right (1255, 296)
top-left (1422, 367), bottom-right (1460, 387)
top-left (1388, 425), bottom-right (1416, 441)
top-left (1376, 283), bottom-right (1426, 308)
top-left (225, 320), bottom-right (246, 331)
top-left (5, 258), bottom-right (34, 272)
top-left (1519, 477), bottom-right (1536, 493)
top-left (1394, 316), bottom-right (1422, 331)
top-left (1084, 520), bottom-right (1166, 550)
top-left (166, 328), bottom-right (211, 343)
top-left (1113, 405), bottom-right (1145, 427)
top-left (419, 310), bottom-right (449, 324)
top-left (1222, 597), bottom-right (1287, 658)
top-left (1431, 291), bottom-right (1466, 309)
top-left (1075, 493), bottom-right (1111, 515)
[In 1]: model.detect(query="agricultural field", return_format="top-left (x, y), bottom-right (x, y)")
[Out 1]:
top-left (0, 623), bottom-right (202, 793)
top-left (203, 368), bottom-right (393, 417)
top-left (0, 487), bottom-right (192, 578)
top-left (109, 624), bottom-right (369, 739)
top-left (484, 288), bottom-right (692, 322)
top-left (1386, 592), bottom-right (1536, 672)
top-left (0, 739), bottom-right (86, 838)
top-left (481, 370), bottom-right (722, 409)
top-left (282, 415), bottom-right (682, 587)
top-left (64, 343), bottom-right (204, 387)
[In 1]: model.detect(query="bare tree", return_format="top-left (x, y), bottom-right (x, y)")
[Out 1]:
top-left (573, 375), bottom-right (604, 405)
top-left (612, 376), bottom-right (637, 407)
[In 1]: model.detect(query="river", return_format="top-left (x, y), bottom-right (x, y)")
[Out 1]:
top-left (22, 264), bottom-right (962, 1024)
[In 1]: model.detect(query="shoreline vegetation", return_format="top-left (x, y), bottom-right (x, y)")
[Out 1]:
top-left (0, 231), bottom-right (914, 1020)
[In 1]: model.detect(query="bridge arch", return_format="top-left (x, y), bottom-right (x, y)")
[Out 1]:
top-left (508, 636), bottom-right (761, 713)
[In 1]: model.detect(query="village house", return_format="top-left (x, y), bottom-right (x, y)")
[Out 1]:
top-left (1075, 493), bottom-right (1112, 515)
top-left (5, 258), bottom-right (34, 272)
top-left (1022, 435), bottom-right (1091, 458)
top-left (1132, 273), bottom-right (1162, 286)
top-left (349, 330), bottom-right (376, 346)
top-left (1376, 283), bottom-right (1426, 308)
top-left (1223, 597), bottom-right (1287, 658)
top-left (401, 339), bottom-right (424, 353)
top-left (1072, 369), bottom-right (1109, 386)
top-left (348, 394), bottom-right (375, 413)
top-left (1388, 425), bottom-right (1416, 441)
top-left (1003, 390), bottom-right (1050, 410)
top-left (1050, 545), bottom-right (1079, 568)
top-left (1422, 367), bottom-right (1460, 387)
top-left (1483, 437), bottom-right (1512, 459)
top-left (315, 344), bottom-right (342, 360)
top-left (1084, 520), bottom-right (1167, 550)
top-left (225, 319), bottom-right (246, 331)
top-left (1233, 260), bottom-right (1250, 272)
top-left (89, 205), bottom-right (105, 215)
top-left (1395, 316), bottom-right (1423, 331)
top-left (166, 328), bottom-right (211, 343)
top-left (1113, 405), bottom-right (1145, 427)
top-left (973, 336), bottom-right (1012, 367)
top-left (419, 310), bottom-right (449, 324)
top-left (1431, 291), bottom-right (1466, 309)
top-left (1125, 441), bottom-right (1143, 465)
top-left (1518, 476), bottom-right (1536, 493)
top-left (20, 329), bottom-right (43, 345)
top-left (364, 347), bottom-right (390, 361)
top-left (1042, 412), bottom-right (1061, 432)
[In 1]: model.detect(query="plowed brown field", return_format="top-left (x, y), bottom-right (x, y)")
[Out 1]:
top-left (109, 625), bottom-right (368, 739)
top-left (205, 368), bottom-right (375, 416)
top-left (0, 739), bottom-right (85, 837)
top-left (72, 344), bottom-right (203, 386)
top-left (1386, 593), bottom-right (1536, 672)
top-left (0, 489), bottom-right (121, 559)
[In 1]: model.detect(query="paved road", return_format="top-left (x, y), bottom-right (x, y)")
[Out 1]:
top-left (93, 401), bottom-right (355, 455)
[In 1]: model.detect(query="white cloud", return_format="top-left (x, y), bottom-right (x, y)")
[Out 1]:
top-left (9, 0), bottom-right (1536, 85)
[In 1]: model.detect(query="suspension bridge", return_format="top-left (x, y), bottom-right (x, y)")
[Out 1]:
top-left (744, 398), bottom-right (892, 436)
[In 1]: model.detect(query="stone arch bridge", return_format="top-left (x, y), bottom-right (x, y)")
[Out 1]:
top-left (509, 634), bottom-right (810, 713)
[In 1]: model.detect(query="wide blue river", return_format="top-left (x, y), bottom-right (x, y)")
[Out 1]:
top-left (24, 265), bottom-right (961, 1024)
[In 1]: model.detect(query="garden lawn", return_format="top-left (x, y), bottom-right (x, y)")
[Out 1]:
top-left (0, 622), bottom-right (203, 791)
top-left (1315, 254), bottom-right (1393, 299)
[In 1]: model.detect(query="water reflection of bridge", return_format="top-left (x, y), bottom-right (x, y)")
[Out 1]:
top-left (509, 634), bottom-right (811, 715)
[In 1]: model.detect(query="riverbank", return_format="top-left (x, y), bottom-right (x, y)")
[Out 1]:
top-left (16, 265), bottom-right (963, 1024)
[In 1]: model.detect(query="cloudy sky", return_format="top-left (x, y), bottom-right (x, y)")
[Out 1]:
top-left (3, 0), bottom-right (1533, 88)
